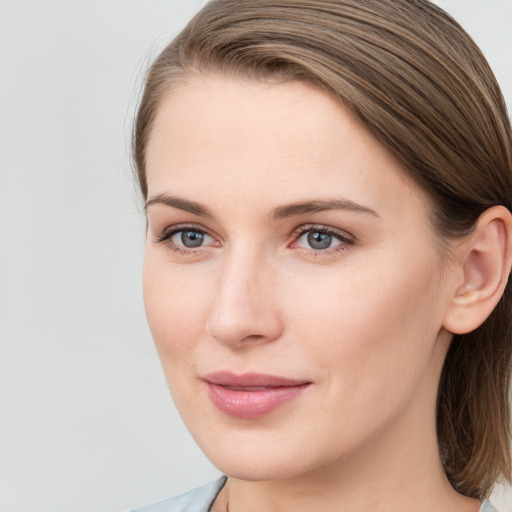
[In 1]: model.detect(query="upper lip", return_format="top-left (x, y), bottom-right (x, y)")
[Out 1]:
top-left (203, 371), bottom-right (311, 388)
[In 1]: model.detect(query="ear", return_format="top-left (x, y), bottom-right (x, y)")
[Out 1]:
top-left (443, 206), bottom-right (512, 335)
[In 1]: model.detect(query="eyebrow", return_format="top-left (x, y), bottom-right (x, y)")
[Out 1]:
top-left (270, 199), bottom-right (379, 220)
top-left (145, 194), bottom-right (379, 220)
top-left (145, 194), bottom-right (212, 217)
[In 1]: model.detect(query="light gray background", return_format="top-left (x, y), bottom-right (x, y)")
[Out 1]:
top-left (0, 1), bottom-right (511, 511)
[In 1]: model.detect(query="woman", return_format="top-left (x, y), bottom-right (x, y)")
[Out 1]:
top-left (132, 1), bottom-right (512, 511)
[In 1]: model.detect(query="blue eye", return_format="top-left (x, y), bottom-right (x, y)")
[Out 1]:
top-left (155, 223), bottom-right (219, 255)
top-left (305, 231), bottom-right (335, 250)
top-left (170, 229), bottom-right (212, 248)
top-left (295, 226), bottom-right (352, 251)
top-left (173, 230), bottom-right (206, 248)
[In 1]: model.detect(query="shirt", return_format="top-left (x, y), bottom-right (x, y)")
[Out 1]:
top-left (132, 476), bottom-right (499, 512)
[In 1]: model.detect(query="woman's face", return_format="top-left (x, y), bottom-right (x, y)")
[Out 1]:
top-left (143, 77), bottom-right (455, 480)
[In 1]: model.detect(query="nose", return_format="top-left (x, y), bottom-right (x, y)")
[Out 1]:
top-left (206, 250), bottom-right (283, 349)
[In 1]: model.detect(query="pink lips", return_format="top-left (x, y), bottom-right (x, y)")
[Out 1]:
top-left (204, 371), bottom-right (311, 419)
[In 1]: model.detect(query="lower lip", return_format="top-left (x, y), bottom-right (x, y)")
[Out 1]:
top-left (205, 382), bottom-right (310, 419)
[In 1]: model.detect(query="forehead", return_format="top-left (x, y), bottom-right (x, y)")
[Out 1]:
top-left (147, 77), bottom-right (371, 160)
top-left (145, 76), bottom-right (428, 221)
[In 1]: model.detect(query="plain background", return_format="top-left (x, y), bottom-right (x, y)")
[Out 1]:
top-left (0, 1), bottom-right (511, 511)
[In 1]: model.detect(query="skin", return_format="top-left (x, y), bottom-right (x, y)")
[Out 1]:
top-left (143, 77), bottom-right (482, 512)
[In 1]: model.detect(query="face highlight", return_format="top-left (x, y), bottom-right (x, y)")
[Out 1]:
top-left (142, 78), bottom-right (455, 481)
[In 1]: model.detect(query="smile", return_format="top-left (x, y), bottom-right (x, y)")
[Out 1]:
top-left (203, 372), bottom-right (311, 419)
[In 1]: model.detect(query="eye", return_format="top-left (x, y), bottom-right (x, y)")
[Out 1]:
top-left (155, 224), bottom-right (218, 253)
top-left (293, 225), bottom-right (354, 252)
top-left (300, 231), bottom-right (337, 250)
top-left (171, 229), bottom-right (210, 248)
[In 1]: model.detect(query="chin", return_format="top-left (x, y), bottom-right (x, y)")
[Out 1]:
top-left (189, 423), bottom-right (341, 483)
top-left (206, 451), bottom-right (310, 482)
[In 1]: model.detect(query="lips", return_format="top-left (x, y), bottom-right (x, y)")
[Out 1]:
top-left (203, 371), bottom-right (311, 419)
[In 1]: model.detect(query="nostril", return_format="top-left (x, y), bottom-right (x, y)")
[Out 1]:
top-left (206, 308), bottom-right (282, 348)
top-left (206, 265), bottom-right (283, 347)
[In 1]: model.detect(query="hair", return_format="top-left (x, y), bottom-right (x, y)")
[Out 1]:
top-left (133, 0), bottom-right (512, 499)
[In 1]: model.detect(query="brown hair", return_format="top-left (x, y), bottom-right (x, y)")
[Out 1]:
top-left (133, 0), bottom-right (512, 499)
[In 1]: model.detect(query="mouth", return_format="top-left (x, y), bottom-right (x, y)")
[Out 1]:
top-left (203, 371), bottom-right (312, 419)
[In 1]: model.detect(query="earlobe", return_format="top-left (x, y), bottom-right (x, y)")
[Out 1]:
top-left (443, 206), bottom-right (512, 335)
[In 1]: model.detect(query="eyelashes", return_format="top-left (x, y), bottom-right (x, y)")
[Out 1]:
top-left (154, 223), bottom-right (355, 257)
top-left (155, 223), bottom-right (217, 255)
top-left (291, 224), bottom-right (354, 253)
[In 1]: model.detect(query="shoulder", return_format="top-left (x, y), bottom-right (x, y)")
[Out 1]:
top-left (131, 477), bottom-right (227, 512)
top-left (131, 479), bottom-right (498, 512)
top-left (479, 499), bottom-right (499, 512)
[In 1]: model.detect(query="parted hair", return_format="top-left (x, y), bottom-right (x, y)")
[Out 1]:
top-left (133, 0), bottom-right (512, 499)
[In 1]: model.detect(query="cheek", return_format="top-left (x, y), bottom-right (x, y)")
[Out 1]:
top-left (280, 256), bottom-right (445, 445)
top-left (142, 253), bottom-right (209, 359)
top-left (287, 250), bottom-right (444, 382)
